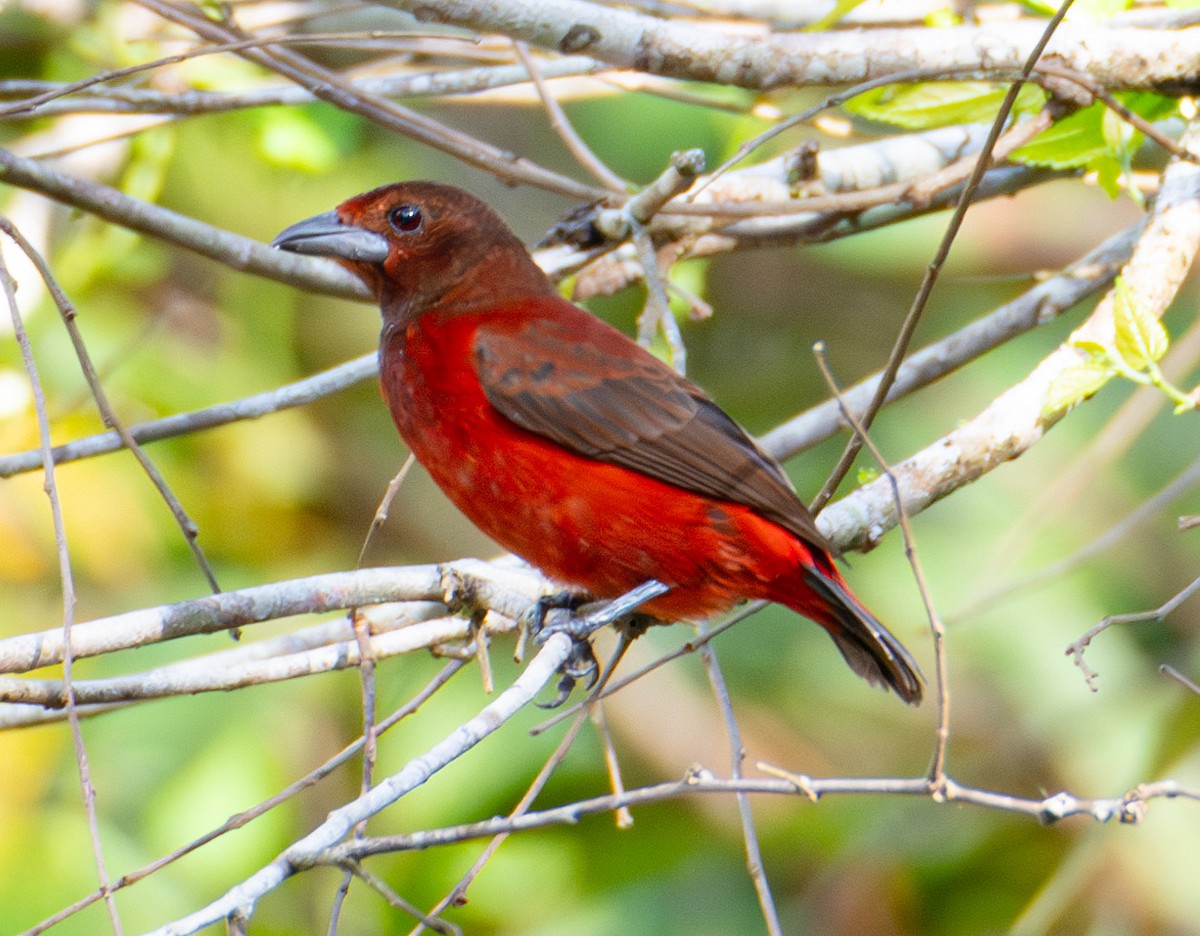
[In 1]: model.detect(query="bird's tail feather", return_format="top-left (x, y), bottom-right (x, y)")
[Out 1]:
top-left (802, 570), bottom-right (924, 705)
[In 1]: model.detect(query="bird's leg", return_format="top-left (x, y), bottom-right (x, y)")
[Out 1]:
top-left (539, 579), bottom-right (670, 641)
top-left (533, 579), bottom-right (670, 708)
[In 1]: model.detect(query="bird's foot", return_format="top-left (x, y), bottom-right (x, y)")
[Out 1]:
top-left (531, 579), bottom-right (670, 708)
top-left (522, 589), bottom-right (587, 636)
top-left (532, 579), bottom-right (670, 643)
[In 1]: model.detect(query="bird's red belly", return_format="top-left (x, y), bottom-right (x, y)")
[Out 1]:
top-left (380, 324), bottom-right (806, 621)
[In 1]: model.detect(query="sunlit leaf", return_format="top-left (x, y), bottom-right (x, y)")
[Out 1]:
top-left (1043, 357), bottom-right (1113, 416)
top-left (1015, 104), bottom-right (1109, 169)
top-left (1070, 338), bottom-right (1112, 359)
top-left (845, 82), bottom-right (1045, 129)
top-left (1093, 153), bottom-right (1124, 199)
top-left (1112, 277), bottom-right (1169, 371)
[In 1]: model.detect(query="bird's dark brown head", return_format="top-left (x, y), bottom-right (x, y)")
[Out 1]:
top-left (272, 181), bottom-right (555, 322)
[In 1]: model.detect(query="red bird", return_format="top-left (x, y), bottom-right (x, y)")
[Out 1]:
top-left (273, 182), bottom-right (922, 704)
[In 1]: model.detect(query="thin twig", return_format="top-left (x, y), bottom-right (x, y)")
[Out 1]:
top-left (592, 702), bottom-right (634, 828)
top-left (1160, 665), bottom-right (1200, 695)
top-left (760, 221), bottom-right (1137, 461)
top-left (358, 454), bottom-right (417, 568)
top-left (345, 862), bottom-right (459, 935)
top-left (1066, 572), bottom-right (1200, 691)
top-left (0, 353), bottom-right (377, 478)
top-left (530, 602), bottom-right (764, 735)
top-left (141, 635), bottom-right (573, 936)
top-left (1, 243), bottom-right (121, 931)
top-left (811, 0), bottom-right (1077, 512)
top-left (412, 707), bottom-right (594, 934)
top-left (0, 216), bottom-right (221, 592)
top-left (135, 0), bottom-right (604, 201)
top-left (514, 40), bottom-right (627, 194)
top-left (325, 774), bottom-right (1200, 859)
top-left (699, 642), bottom-right (782, 936)
top-left (21, 661), bottom-right (466, 935)
top-left (961, 454), bottom-right (1200, 629)
top-left (812, 343), bottom-right (947, 782)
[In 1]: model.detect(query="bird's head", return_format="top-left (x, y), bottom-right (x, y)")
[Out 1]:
top-left (272, 181), bottom-right (554, 322)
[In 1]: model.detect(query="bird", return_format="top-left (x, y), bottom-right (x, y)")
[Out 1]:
top-left (272, 181), bottom-right (923, 704)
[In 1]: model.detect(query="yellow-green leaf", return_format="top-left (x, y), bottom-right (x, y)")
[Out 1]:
top-left (1044, 358), bottom-right (1114, 416)
top-left (846, 82), bottom-right (1045, 130)
top-left (856, 466), bottom-right (880, 485)
top-left (1112, 277), bottom-right (1168, 371)
top-left (1070, 337), bottom-right (1112, 360)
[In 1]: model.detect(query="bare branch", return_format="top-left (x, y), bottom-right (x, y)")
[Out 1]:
top-left (821, 118), bottom-right (1200, 551)
top-left (0, 145), bottom-right (369, 299)
top-left (141, 633), bottom-right (573, 936)
top-left (1067, 570), bottom-right (1200, 690)
top-left (761, 220), bottom-right (1139, 459)
top-left (0, 562), bottom-right (547, 676)
top-left (136, 0), bottom-right (605, 201)
top-left (1, 217), bottom-right (120, 929)
top-left (382, 0), bottom-right (1200, 91)
top-left (320, 774), bottom-right (1200, 859)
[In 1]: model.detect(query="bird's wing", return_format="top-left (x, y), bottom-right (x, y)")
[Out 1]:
top-left (472, 307), bottom-right (836, 554)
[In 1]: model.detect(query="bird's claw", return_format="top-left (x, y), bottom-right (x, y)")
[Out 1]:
top-left (535, 638), bottom-right (600, 709)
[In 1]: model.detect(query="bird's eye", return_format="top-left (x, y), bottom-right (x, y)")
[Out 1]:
top-left (387, 204), bottom-right (423, 234)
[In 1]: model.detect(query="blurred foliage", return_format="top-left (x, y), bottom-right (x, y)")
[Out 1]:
top-left (1, 2), bottom-right (1199, 935)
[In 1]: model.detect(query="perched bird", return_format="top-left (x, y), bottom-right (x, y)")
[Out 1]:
top-left (273, 182), bottom-right (923, 704)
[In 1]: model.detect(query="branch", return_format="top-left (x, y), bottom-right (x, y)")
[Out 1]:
top-left (0, 561), bottom-right (547, 676)
top-left (761, 219), bottom-right (1141, 459)
top-left (0, 145), bottom-right (369, 300)
top-left (821, 118), bottom-right (1200, 551)
top-left (141, 633), bottom-right (573, 936)
top-left (382, 0), bottom-right (1200, 92)
top-left (136, 0), bottom-right (604, 201)
top-left (319, 774), bottom-right (1200, 860)
top-left (0, 353), bottom-right (377, 478)
top-left (0, 57), bottom-right (607, 118)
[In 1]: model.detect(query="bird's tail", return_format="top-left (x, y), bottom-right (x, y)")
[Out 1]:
top-left (800, 568), bottom-right (924, 705)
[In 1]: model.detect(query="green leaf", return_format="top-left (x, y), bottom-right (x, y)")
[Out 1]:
top-left (1014, 104), bottom-right (1108, 169)
top-left (856, 466), bottom-right (880, 485)
top-left (1112, 277), bottom-right (1169, 371)
top-left (1093, 153), bottom-right (1124, 199)
top-left (1015, 94), bottom-right (1175, 178)
top-left (1022, 0), bottom-right (1058, 12)
top-left (1121, 91), bottom-right (1182, 126)
top-left (1043, 358), bottom-right (1114, 416)
top-left (845, 82), bottom-right (1045, 130)
top-left (1070, 337), bottom-right (1113, 360)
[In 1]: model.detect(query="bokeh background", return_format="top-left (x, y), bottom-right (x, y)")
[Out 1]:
top-left (1, 2), bottom-right (1199, 934)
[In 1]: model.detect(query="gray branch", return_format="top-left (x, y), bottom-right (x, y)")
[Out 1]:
top-left (384, 0), bottom-right (1200, 91)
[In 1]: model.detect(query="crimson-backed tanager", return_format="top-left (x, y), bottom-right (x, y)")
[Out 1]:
top-left (273, 182), bottom-right (923, 704)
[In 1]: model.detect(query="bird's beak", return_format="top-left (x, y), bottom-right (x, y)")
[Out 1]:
top-left (271, 210), bottom-right (390, 263)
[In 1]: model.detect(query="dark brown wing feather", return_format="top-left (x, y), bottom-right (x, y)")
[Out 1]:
top-left (473, 309), bottom-right (837, 555)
